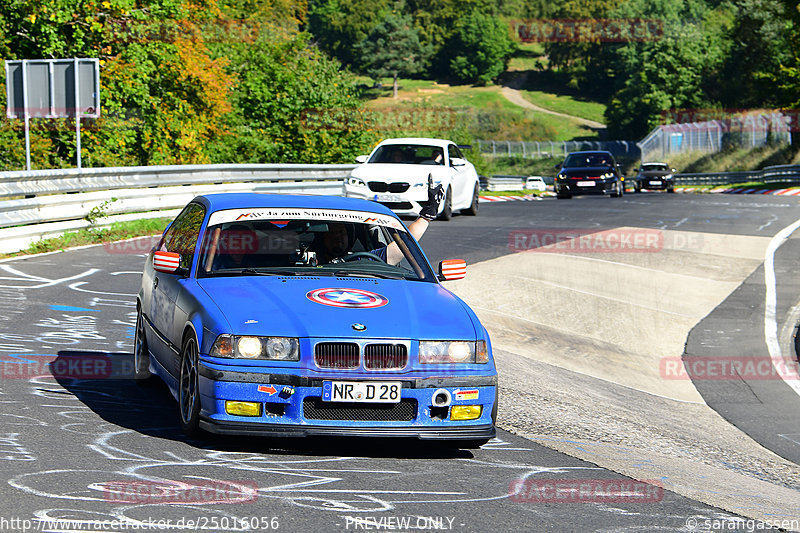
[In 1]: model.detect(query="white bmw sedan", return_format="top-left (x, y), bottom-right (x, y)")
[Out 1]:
top-left (344, 138), bottom-right (480, 220)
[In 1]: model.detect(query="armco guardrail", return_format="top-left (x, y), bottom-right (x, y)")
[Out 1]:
top-left (482, 176), bottom-right (525, 191)
top-left (674, 164), bottom-right (800, 186)
top-left (480, 165), bottom-right (800, 191)
top-left (0, 163), bottom-right (356, 254)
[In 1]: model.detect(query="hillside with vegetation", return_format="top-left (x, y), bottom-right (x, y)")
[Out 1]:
top-left (0, 0), bottom-right (797, 172)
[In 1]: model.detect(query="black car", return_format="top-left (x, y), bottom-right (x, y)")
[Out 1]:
top-left (554, 151), bottom-right (624, 199)
top-left (634, 162), bottom-right (676, 193)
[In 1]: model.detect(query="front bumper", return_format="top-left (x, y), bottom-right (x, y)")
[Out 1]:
top-left (343, 183), bottom-right (432, 217)
top-left (638, 178), bottom-right (673, 190)
top-left (197, 363), bottom-right (497, 439)
top-left (200, 420), bottom-right (495, 439)
top-left (556, 178), bottom-right (617, 195)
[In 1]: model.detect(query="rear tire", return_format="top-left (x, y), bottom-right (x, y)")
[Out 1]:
top-left (438, 187), bottom-right (453, 221)
top-left (667, 186), bottom-right (675, 193)
top-left (556, 192), bottom-right (571, 199)
top-left (462, 183), bottom-right (479, 216)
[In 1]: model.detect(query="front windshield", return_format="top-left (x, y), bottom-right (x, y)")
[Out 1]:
top-left (197, 208), bottom-right (436, 282)
top-left (642, 164), bottom-right (669, 171)
top-left (563, 153), bottom-right (613, 168)
top-left (369, 144), bottom-right (444, 165)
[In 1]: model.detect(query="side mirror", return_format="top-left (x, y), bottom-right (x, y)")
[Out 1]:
top-left (554, 163), bottom-right (562, 170)
top-left (153, 251), bottom-right (181, 273)
top-left (450, 157), bottom-right (466, 167)
top-left (355, 155), bottom-right (369, 164)
top-left (672, 168), bottom-right (677, 173)
top-left (439, 259), bottom-right (466, 281)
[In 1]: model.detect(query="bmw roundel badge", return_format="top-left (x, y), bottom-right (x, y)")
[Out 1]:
top-left (352, 323), bottom-right (367, 331)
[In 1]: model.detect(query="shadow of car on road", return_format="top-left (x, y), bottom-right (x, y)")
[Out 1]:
top-left (52, 350), bottom-right (476, 459)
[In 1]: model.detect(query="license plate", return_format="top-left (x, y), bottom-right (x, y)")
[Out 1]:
top-left (649, 180), bottom-right (662, 186)
top-left (374, 193), bottom-right (405, 203)
top-left (322, 381), bottom-right (402, 403)
top-left (577, 181), bottom-right (595, 187)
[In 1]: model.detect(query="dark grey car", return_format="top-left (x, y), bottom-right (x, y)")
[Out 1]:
top-left (554, 151), bottom-right (624, 199)
top-left (634, 162), bottom-right (676, 193)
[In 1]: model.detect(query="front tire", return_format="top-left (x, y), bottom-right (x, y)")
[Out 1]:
top-left (134, 308), bottom-right (153, 385)
top-left (179, 334), bottom-right (202, 438)
top-left (611, 181), bottom-right (623, 197)
top-left (438, 187), bottom-right (453, 221)
top-left (462, 183), bottom-right (479, 216)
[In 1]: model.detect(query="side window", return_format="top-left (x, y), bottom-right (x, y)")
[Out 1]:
top-left (161, 203), bottom-right (206, 272)
top-left (448, 145), bottom-right (464, 163)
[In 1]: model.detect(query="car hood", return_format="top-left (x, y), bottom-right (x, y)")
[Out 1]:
top-left (196, 276), bottom-right (477, 340)
top-left (559, 167), bottom-right (616, 178)
top-left (351, 163), bottom-right (448, 183)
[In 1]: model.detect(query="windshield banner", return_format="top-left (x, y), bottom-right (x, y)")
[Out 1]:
top-left (208, 208), bottom-right (406, 231)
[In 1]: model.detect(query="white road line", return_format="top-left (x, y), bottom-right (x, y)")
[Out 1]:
top-left (764, 217), bottom-right (800, 398)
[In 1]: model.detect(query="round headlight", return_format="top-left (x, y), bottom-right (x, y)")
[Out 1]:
top-left (448, 342), bottom-right (472, 362)
top-left (237, 336), bottom-right (262, 358)
top-left (266, 337), bottom-right (297, 360)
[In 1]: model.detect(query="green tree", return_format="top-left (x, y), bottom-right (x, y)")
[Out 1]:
top-left (444, 11), bottom-right (515, 85)
top-left (0, 0), bottom-right (370, 169)
top-left (719, 0), bottom-right (794, 108)
top-left (218, 31), bottom-right (374, 163)
top-left (543, 0), bottom-right (626, 96)
top-left (603, 0), bottom-right (731, 139)
top-left (353, 12), bottom-right (432, 98)
top-left (307, 0), bottom-right (392, 65)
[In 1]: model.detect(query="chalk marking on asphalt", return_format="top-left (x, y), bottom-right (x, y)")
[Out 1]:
top-left (777, 434), bottom-right (800, 446)
top-left (764, 217), bottom-right (800, 398)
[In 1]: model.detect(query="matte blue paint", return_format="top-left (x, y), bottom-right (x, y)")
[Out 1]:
top-left (138, 193), bottom-right (497, 438)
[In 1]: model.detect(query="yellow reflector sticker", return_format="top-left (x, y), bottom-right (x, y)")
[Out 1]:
top-left (450, 405), bottom-right (482, 421)
top-left (225, 401), bottom-right (262, 417)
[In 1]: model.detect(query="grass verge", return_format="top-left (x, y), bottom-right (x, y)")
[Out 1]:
top-left (519, 90), bottom-right (606, 125)
top-left (1, 217), bottom-right (171, 260)
top-left (667, 144), bottom-right (800, 173)
top-left (358, 77), bottom-right (600, 143)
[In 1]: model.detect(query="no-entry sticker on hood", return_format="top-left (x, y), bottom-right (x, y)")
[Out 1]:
top-left (306, 288), bottom-right (389, 309)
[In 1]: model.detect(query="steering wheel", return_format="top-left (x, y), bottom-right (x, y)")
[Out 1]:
top-left (343, 252), bottom-right (384, 263)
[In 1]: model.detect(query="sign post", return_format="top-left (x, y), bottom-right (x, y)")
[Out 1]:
top-left (5, 58), bottom-right (100, 170)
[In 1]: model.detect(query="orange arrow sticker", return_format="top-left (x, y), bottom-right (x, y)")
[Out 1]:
top-left (258, 385), bottom-right (277, 395)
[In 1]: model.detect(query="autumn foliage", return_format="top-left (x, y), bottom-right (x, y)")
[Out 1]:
top-left (0, 0), bottom-right (371, 170)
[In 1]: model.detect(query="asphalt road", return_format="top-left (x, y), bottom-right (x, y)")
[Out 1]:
top-left (0, 192), bottom-right (798, 532)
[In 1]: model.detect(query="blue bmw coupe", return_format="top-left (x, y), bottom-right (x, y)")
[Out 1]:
top-left (135, 193), bottom-right (497, 447)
